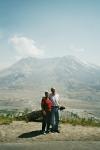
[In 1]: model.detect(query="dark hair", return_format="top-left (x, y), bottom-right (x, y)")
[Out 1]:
top-left (51, 88), bottom-right (55, 92)
top-left (45, 91), bottom-right (48, 94)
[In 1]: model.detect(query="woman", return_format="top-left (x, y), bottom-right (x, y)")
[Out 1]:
top-left (41, 91), bottom-right (53, 134)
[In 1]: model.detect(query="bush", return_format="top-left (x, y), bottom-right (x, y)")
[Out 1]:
top-left (60, 117), bottom-right (100, 127)
top-left (0, 116), bottom-right (12, 125)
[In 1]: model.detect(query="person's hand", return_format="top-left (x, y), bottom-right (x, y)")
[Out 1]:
top-left (59, 106), bottom-right (65, 111)
top-left (42, 110), bottom-right (46, 116)
top-left (48, 109), bottom-right (51, 112)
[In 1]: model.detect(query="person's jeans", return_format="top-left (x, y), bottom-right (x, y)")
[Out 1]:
top-left (51, 107), bottom-right (59, 131)
top-left (42, 111), bottom-right (51, 132)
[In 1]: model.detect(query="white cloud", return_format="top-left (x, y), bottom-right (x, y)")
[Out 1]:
top-left (9, 35), bottom-right (44, 59)
top-left (69, 45), bottom-right (85, 53)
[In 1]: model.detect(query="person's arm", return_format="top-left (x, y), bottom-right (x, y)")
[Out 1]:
top-left (47, 100), bottom-right (52, 112)
top-left (41, 97), bottom-right (46, 115)
top-left (56, 94), bottom-right (60, 107)
top-left (56, 95), bottom-right (66, 111)
top-left (41, 97), bottom-right (44, 110)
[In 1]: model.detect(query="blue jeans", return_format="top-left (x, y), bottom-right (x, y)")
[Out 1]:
top-left (51, 107), bottom-right (59, 131)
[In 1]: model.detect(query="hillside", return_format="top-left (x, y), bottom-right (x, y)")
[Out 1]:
top-left (0, 56), bottom-right (100, 100)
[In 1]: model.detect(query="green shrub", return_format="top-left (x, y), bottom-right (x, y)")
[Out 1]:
top-left (0, 116), bottom-right (12, 125)
top-left (60, 117), bottom-right (100, 127)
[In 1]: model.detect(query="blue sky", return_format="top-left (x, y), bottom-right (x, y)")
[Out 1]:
top-left (0, 0), bottom-right (100, 70)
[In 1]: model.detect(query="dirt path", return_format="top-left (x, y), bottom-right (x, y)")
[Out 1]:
top-left (0, 121), bottom-right (100, 143)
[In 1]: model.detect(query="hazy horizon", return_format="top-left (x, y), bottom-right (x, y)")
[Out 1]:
top-left (0, 0), bottom-right (100, 70)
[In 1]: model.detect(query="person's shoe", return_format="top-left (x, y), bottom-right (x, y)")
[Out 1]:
top-left (51, 129), bottom-right (55, 133)
top-left (42, 131), bottom-right (46, 135)
top-left (46, 130), bottom-right (50, 134)
top-left (55, 130), bottom-right (60, 133)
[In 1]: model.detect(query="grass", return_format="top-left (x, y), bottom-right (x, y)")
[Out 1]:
top-left (0, 116), bottom-right (12, 125)
top-left (60, 117), bottom-right (100, 127)
top-left (0, 109), bottom-right (100, 127)
top-left (0, 108), bottom-right (30, 124)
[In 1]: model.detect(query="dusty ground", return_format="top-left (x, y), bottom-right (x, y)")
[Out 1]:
top-left (0, 121), bottom-right (100, 143)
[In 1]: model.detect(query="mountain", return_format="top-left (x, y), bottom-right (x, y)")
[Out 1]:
top-left (0, 56), bottom-right (100, 101)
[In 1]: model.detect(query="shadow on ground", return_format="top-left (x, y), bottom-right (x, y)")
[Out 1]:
top-left (18, 130), bottom-right (42, 138)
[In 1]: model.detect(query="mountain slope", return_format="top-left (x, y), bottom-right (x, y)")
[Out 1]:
top-left (0, 56), bottom-right (100, 102)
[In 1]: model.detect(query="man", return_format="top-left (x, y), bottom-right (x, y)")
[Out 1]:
top-left (49, 88), bottom-right (60, 133)
top-left (41, 91), bottom-right (52, 134)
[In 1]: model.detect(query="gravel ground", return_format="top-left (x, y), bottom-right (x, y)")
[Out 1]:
top-left (0, 121), bottom-right (100, 143)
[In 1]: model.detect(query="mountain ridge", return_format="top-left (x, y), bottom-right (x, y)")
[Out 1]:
top-left (0, 56), bottom-right (100, 101)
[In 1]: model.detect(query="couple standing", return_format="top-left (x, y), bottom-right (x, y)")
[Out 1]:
top-left (41, 88), bottom-right (60, 134)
